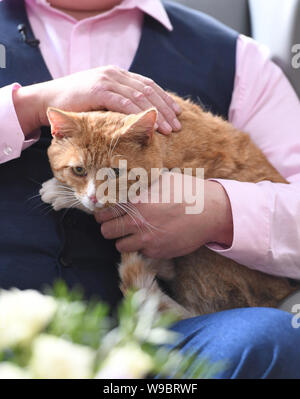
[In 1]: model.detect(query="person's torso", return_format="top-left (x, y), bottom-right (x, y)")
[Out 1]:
top-left (0, 0), bottom-right (238, 306)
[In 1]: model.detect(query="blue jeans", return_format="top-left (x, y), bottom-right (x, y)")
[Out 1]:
top-left (170, 307), bottom-right (300, 379)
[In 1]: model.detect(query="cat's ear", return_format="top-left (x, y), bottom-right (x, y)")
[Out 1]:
top-left (123, 108), bottom-right (158, 146)
top-left (47, 108), bottom-right (78, 139)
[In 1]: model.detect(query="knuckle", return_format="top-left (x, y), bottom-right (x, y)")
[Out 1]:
top-left (143, 85), bottom-right (155, 97)
top-left (104, 65), bottom-right (120, 77)
top-left (133, 91), bottom-right (145, 101)
top-left (98, 73), bottom-right (110, 84)
top-left (102, 91), bottom-right (115, 105)
top-left (91, 80), bottom-right (110, 96)
top-left (99, 82), bottom-right (110, 93)
top-left (120, 68), bottom-right (129, 76)
top-left (143, 77), bottom-right (155, 87)
top-left (120, 97), bottom-right (132, 107)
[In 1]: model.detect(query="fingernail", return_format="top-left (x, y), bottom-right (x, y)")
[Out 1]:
top-left (162, 121), bottom-right (172, 133)
top-left (173, 118), bottom-right (181, 130)
top-left (154, 123), bottom-right (159, 130)
top-left (172, 103), bottom-right (182, 114)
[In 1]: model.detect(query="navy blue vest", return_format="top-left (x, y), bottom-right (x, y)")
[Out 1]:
top-left (0, 0), bottom-right (238, 307)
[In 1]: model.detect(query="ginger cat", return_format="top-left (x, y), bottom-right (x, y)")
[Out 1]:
top-left (40, 93), bottom-right (297, 318)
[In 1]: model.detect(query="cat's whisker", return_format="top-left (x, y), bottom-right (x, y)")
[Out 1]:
top-left (32, 192), bottom-right (76, 213)
top-left (60, 186), bottom-right (74, 192)
top-left (41, 197), bottom-right (82, 216)
top-left (42, 189), bottom-right (75, 195)
top-left (69, 200), bottom-right (82, 209)
top-left (54, 187), bottom-right (75, 193)
top-left (26, 193), bottom-right (43, 202)
top-left (121, 204), bottom-right (151, 236)
top-left (28, 185), bottom-right (75, 204)
top-left (59, 197), bottom-right (80, 207)
top-left (42, 208), bottom-right (58, 217)
top-left (40, 204), bottom-right (56, 216)
top-left (116, 202), bottom-right (145, 236)
top-left (29, 201), bottom-right (52, 212)
top-left (27, 177), bottom-right (43, 187)
top-left (48, 192), bottom-right (75, 198)
top-left (122, 202), bottom-right (163, 235)
top-left (27, 183), bottom-right (74, 204)
top-left (60, 208), bottom-right (71, 221)
top-left (111, 154), bottom-right (124, 162)
top-left (107, 134), bottom-right (115, 159)
top-left (109, 133), bottom-right (121, 159)
top-left (117, 207), bottom-right (139, 237)
top-left (109, 205), bottom-right (126, 237)
top-left (96, 204), bottom-right (125, 236)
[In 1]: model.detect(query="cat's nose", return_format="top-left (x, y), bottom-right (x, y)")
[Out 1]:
top-left (89, 195), bottom-right (97, 204)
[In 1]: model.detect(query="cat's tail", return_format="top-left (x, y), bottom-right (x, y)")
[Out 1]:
top-left (119, 252), bottom-right (191, 319)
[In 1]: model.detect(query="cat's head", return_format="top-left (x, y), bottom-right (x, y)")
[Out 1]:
top-left (47, 107), bottom-right (163, 212)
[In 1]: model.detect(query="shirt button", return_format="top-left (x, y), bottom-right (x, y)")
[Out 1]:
top-left (60, 256), bottom-right (72, 268)
top-left (3, 145), bottom-right (12, 156)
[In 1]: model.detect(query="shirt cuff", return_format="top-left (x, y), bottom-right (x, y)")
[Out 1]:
top-left (206, 179), bottom-right (274, 271)
top-left (0, 83), bottom-right (40, 164)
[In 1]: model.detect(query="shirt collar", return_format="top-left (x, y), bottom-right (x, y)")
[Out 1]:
top-left (25, 0), bottom-right (173, 31)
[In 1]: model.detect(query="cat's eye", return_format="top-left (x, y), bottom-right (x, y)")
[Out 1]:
top-left (112, 168), bottom-right (120, 177)
top-left (72, 166), bottom-right (87, 177)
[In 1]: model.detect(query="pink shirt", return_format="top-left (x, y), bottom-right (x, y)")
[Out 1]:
top-left (1, 0), bottom-right (300, 279)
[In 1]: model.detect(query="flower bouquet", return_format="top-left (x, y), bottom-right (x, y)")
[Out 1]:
top-left (0, 282), bottom-right (219, 379)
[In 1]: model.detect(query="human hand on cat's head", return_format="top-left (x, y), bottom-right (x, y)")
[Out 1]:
top-left (16, 66), bottom-right (182, 136)
top-left (95, 175), bottom-right (233, 259)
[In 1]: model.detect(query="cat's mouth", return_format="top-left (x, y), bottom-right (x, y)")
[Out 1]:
top-left (86, 200), bottom-right (104, 212)
top-left (74, 189), bottom-right (118, 213)
top-left (75, 193), bottom-right (104, 213)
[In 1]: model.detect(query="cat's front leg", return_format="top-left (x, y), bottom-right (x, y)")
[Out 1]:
top-left (40, 177), bottom-right (78, 211)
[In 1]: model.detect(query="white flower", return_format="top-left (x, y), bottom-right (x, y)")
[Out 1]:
top-left (0, 289), bottom-right (57, 350)
top-left (0, 362), bottom-right (31, 379)
top-left (30, 335), bottom-right (95, 379)
top-left (96, 343), bottom-right (153, 379)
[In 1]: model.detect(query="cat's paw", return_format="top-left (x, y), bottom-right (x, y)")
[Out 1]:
top-left (40, 178), bottom-right (58, 204)
top-left (119, 252), bottom-right (190, 319)
top-left (40, 178), bottom-right (70, 211)
top-left (119, 252), bottom-right (154, 293)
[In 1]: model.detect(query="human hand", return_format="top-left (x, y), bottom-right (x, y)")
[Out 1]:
top-left (95, 175), bottom-right (233, 259)
top-left (13, 65), bottom-right (181, 136)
